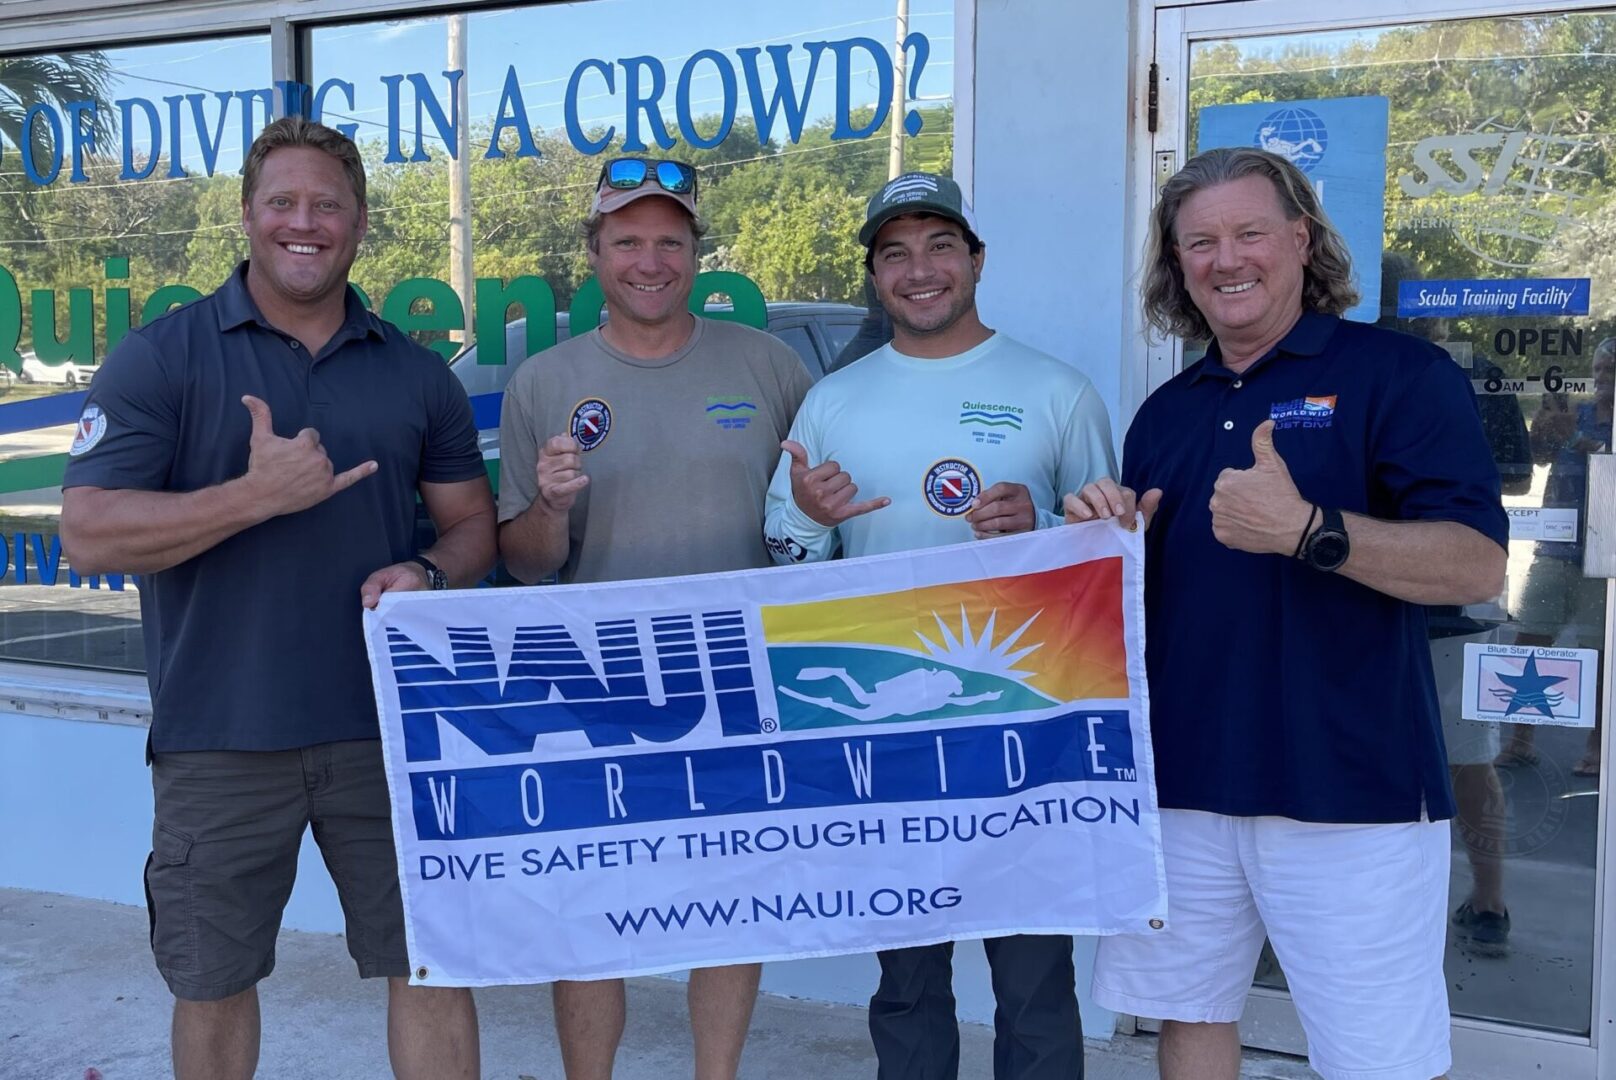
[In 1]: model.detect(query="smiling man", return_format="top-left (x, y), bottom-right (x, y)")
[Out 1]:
top-left (496, 159), bottom-right (810, 1080)
top-left (763, 172), bottom-right (1116, 1080)
top-left (1067, 147), bottom-right (1508, 1080)
top-left (59, 116), bottom-right (493, 1080)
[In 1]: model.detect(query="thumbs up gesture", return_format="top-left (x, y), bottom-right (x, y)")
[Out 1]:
top-left (1209, 420), bottom-right (1313, 554)
top-left (782, 439), bottom-right (890, 527)
top-left (240, 395), bottom-right (377, 518)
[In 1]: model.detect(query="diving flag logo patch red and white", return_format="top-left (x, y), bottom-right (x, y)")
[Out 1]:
top-left (69, 405), bottom-right (107, 457)
top-left (569, 398), bottom-right (612, 451)
top-left (923, 457), bottom-right (982, 517)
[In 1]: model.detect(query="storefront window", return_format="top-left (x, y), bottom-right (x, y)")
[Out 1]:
top-left (1187, 12), bottom-right (1614, 1037)
top-left (304, 0), bottom-right (954, 374)
top-left (0, 32), bottom-right (272, 671)
top-left (0, 2), bottom-right (956, 674)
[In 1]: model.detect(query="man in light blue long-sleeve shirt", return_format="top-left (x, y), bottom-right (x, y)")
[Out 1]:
top-left (763, 172), bottom-right (1117, 1080)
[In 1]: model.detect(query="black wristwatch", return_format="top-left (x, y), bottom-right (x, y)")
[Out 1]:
top-left (409, 555), bottom-right (448, 590)
top-left (1300, 507), bottom-right (1350, 572)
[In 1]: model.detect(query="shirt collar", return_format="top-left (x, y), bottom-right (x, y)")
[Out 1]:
top-left (214, 261), bottom-right (387, 344)
top-left (1188, 309), bottom-right (1339, 383)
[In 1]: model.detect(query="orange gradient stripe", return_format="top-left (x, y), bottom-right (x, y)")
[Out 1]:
top-left (762, 558), bottom-right (1127, 702)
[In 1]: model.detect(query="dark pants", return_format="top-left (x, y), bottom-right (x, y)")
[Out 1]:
top-left (869, 935), bottom-right (1082, 1080)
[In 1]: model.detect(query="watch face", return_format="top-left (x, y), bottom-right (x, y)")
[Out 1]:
top-left (1310, 531), bottom-right (1350, 571)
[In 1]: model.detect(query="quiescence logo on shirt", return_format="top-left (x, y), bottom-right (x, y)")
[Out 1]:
top-left (706, 396), bottom-right (758, 430)
top-left (958, 400), bottom-right (1023, 445)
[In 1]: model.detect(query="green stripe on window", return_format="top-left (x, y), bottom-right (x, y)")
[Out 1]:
top-left (0, 453), bottom-right (498, 499)
top-left (0, 454), bottom-right (68, 495)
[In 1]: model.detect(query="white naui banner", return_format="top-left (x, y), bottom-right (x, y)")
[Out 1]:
top-left (363, 524), bottom-right (1166, 986)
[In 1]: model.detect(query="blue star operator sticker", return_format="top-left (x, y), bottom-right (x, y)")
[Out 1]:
top-left (1491, 652), bottom-right (1569, 718)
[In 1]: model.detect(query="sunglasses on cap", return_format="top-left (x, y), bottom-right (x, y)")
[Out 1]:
top-left (597, 157), bottom-right (699, 199)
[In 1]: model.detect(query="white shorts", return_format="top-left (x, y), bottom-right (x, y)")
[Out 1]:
top-left (1433, 630), bottom-right (1501, 766)
top-left (1092, 809), bottom-right (1451, 1080)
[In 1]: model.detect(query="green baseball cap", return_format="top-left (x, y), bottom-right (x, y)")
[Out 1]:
top-left (859, 171), bottom-right (980, 247)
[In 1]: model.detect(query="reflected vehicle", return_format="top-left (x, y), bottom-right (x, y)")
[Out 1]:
top-left (420, 302), bottom-right (865, 571)
top-left (18, 350), bottom-right (95, 387)
top-left (449, 302), bottom-right (865, 455)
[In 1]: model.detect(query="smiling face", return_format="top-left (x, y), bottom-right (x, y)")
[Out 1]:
top-left (869, 213), bottom-right (986, 356)
top-left (239, 143), bottom-right (366, 313)
top-left (241, 145), bottom-right (366, 312)
top-left (587, 196), bottom-right (698, 332)
top-left (1173, 173), bottom-right (1311, 356)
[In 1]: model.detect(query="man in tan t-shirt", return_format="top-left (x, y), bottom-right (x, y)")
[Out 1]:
top-left (497, 158), bottom-right (810, 1080)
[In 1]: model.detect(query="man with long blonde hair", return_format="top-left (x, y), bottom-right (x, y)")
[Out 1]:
top-left (1068, 147), bottom-right (1506, 1080)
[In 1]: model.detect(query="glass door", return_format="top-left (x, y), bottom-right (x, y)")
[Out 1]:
top-left (1146, 2), bottom-right (1616, 1076)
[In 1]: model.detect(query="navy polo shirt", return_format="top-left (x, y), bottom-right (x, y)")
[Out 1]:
top-left (63, 263), bottom-right (484, 752)
top-left (1122, 312), bottom-right (1508, 823)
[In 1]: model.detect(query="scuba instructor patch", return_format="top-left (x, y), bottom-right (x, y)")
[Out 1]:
top-left (570, 398), bottom-right (612, 451)
top-left (924, 458), bottom-right (981, 517)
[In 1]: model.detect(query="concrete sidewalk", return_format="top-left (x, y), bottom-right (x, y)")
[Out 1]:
top-left (1, 888), bottom-right (1312, 1079)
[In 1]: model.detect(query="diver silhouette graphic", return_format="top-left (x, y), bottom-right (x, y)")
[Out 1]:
top-left (778, 667), bottom-right (1003, 721)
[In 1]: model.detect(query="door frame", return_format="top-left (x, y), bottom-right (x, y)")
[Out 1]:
top-left (1135, 2), bottom-right (1616, 1075)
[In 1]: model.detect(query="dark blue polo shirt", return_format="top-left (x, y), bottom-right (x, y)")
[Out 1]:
top-left (63, 263), bottom-right (484, 752)
top-left (1122, 312), bottom-right (1508, 823)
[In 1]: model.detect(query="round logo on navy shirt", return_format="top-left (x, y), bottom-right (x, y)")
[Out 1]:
top-left (569, 398), bottom-right (612, 451)
top-left (68, 405), bottom-right (107, 457)
top-left (923, 458), bottom-right (981, 517)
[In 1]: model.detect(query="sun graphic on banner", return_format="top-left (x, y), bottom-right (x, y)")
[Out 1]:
top-left (759, 559), bottom-right (1129, 709)
top-left (914, 605), bottom-right (1043, 686)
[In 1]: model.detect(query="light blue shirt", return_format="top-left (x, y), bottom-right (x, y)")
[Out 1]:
top-left (764, 333), bottom-right (1117, 562)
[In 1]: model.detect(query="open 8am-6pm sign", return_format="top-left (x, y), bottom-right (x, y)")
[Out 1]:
top-left (362, 524), bottom-right (1165, 987)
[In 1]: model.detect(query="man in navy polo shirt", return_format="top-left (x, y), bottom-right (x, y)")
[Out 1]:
top-left (60, 116), bottom-right (493, 1079)
top-left (1067, 147), bottom-right (1506, 1080)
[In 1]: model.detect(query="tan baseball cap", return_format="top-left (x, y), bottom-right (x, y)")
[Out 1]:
top-left (590, 178), bottom-right (698, 218)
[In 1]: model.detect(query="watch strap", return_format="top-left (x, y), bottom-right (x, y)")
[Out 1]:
top-left (408, 555), bottom-right (447, 590)
top-left (1303, 507), bottom-right (1349, 572)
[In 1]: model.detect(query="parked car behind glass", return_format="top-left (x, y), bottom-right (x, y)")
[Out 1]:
top-left (449, 302), bottom-right (865, 454)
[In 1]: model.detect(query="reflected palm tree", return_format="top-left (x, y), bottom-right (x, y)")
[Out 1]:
top-left (0, 52), bottom-right (116, 179)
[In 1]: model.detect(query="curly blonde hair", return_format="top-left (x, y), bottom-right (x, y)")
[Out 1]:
top-left (1142, 147), bottom-right (1358, 341)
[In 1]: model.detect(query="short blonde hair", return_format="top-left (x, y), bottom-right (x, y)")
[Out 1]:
top-left (242, 115), bottom-right (366, 208)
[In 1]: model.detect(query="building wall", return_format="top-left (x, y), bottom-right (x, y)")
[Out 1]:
top-left (974, 0), bottom-right (1137, 445)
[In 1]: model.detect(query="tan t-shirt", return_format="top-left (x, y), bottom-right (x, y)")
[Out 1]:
top-left (498, 316), bottom-right (812, 583)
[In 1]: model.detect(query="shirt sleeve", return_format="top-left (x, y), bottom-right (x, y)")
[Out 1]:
top-left (61, 334), bottom-right (178, 491)
top-left (496, 367), bottom-right (542, 524)
top-left (763, 389), bottom-right (839, 564)
top-left (1372, 350), bottom-right (1509, 549)
top-left (420, 357), bottom-right (486, 485)
top-left (1039, 380), bottom-right (1120, 530)
top-left (784, 353), bottom-right (814, 422)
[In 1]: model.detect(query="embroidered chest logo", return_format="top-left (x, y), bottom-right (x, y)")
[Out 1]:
top-left (923, 458), bottom-right (982, 517)
top-left (706, 396), bottom-right (758, 430)
top-left (570, 398), bottom-right (612, 451)
top-left (1269, 394), bottom-right (1337, 430)
top-left (958, 400), bottom-right (1023, 445)
top-left (69, 405), bottom-right (107, 456)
